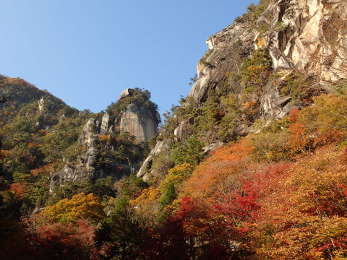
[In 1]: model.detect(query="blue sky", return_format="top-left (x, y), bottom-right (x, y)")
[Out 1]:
top-left (0, 0), bottom-right (256, 114)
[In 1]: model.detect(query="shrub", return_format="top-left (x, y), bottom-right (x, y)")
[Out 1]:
top-left (241, 49), bottom-right (272, 94)
top-left (42, 193), bottom-right (105, 224)
top-left (171, 136), bottom-right (204, 166)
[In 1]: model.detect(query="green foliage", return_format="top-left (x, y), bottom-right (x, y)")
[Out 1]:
top-left (250, 117), bottom-right (292, 162)
top-left (159, 183), bottom-right (176, 208)
top-left (241, 49), bottom-right (272, 93)
top-left (94, 133), bottom-right (147, 177)
top-left (115, 174), bottom-right (148, 199)
top-left (40, 114), bottom-right (88, 164)
top-left (332, 79), bottom-right (347, 95)
top-left (149, 152), bottom-right (174, 182)
top-left (50, 177), bottom-right (117, 205)
top-left (278, 72), bottom-right (318, 105)
top-left (235, 0), bottom-right (270, 26)
top-left (196, 92), bottom-right (220, 135)
top-left (172, 136), bottom-right (204, 166)
top-left (218, 94), bottom-right (241, 141)
top-left (158, 164), bottom-right (193, 209)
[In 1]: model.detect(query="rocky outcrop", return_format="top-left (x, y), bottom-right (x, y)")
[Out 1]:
top-left (50, 89), bottom-right (160, 190)
top-left (50, 118), bottom-right (99, 191)
top-left (100, 113), bottom-right (110, 134)
top-left (138, 0), bottom-right (347, 181)
top-left (136, 140), bottom-right (170, 182)
top-left (260, 0), bottom-right (347, 84)
top-left (189, 20), bottom-right (256, 103)
top-left (119, 103), bottom-right (158, 143)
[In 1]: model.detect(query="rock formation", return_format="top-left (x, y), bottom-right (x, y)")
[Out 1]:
top-left (262, 0), bottom-right (347, 83)
top-left (50, 88), bottom-right (159, 191)
top-left (119, 103), bottom-right (158, 143)
top-left (137, 0), bottom-right (347, 181)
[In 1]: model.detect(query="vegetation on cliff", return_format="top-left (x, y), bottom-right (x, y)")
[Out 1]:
top-left (1, 0), bottom-right (347, 259)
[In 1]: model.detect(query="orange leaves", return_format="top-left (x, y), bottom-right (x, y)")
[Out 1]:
top-left (288, 122), bottom-right (308, 152)
top-left (338, 184), bottom-right (347, 198)
top-left (253, 146), bottom-right (347, 258)
top-left (98, 134), bottom-right (111, 142)
top-left (9, 183), bottom-right (26, 198)
top-left (288, 107), bottom-right (299, 122)
top-left (181, 138), bottom-right (254, 201)
top-left (0, 149), bottom-right (11, 159)
top-left (211, 138), bottom-right (253, 162)
top-left (31, 163), bottom-right (55, 176)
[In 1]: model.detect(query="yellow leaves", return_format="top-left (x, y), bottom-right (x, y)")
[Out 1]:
top-left (130, 187), bottom-right (161, 221)
top-left (159, 163), bottom-right (193, 193)
top-left (42, 193), bottom-right (105, 224)
top-left (131, 187), bottom-right (160, 207)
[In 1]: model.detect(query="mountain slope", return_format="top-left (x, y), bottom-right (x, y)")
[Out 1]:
top-left (137, 0), bottom-right (347, 182)
top-left (1, 0), bottom-right (347, 259)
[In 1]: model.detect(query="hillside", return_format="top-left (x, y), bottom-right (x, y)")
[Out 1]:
top-left (1, 0), bottom-right (347, 259)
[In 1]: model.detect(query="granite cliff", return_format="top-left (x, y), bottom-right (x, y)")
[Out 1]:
top-left (137, 0), bottom-right (347, 181)
top-left (50, 88), bottom-right (159, 191)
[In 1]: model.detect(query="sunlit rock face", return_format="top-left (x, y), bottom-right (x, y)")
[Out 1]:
top-left (263, 0), bottom-right (347, 84)
top-left (119, 103), bottom-right (158, 143)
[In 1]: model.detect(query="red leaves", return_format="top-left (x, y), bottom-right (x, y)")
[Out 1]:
top-left (214, 183), bottom-right (260, 224)
top-left (172, 196), bottom-right (195, 221)
top-left (316, 238), bottom-right (347, 253)
top-left (214, 163), bottom-right (290, 225)
top-left (36, 220), bottom-right (95, 247)
top-left (28, 220), bottom-right (97, 259)
top-left (338, 184), bottom-right (347, 198)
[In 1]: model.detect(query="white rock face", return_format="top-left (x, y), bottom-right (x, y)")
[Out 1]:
top-left (38, 97), bottom-right (45, 113)
top-left (265, 0), bottom-right (347, 83)
top-left (120, 104), bottom-right (158, 143)
top-left (100, 113), bottom-right (110, 134)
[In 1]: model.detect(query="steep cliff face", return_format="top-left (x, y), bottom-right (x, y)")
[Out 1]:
top-left (50, 88), bottom-right (159, 191)
top-left (119, 103), bottom-right (158, 143)
top-left (137, 0), bottom-right (347, 181)
top-left (263, 0), bottom-right (347, 83)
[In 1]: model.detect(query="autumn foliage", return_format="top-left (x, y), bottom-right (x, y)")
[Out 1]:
top-left (42, 193), bottom-right (105, 224)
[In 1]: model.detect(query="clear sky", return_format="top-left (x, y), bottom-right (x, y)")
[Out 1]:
top-left (0, 0), bottom-right (256, 115)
